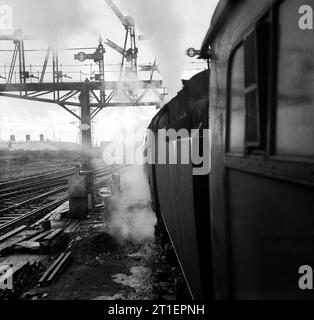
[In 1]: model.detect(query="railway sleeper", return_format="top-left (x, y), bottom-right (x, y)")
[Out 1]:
top-left (39, 252), bottom-right (72, 286)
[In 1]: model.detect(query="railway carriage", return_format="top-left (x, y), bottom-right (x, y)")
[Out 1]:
top-left (145, 70), bottom-right (211, 300)
top-left (200, 0), bottom-right (314, 299)
top-left (147, 0), bottom-right (314, 300)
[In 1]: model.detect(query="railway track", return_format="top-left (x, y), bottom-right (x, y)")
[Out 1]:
top-left (0, 167), bottom-right (76, 190)
top-left (0, 163), bottom-right (127, 238)
top-left (0, 178), bottom-right (70, 207)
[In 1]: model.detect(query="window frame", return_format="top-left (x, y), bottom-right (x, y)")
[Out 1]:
top-left (224, 0), bottom-right (314, 186)
top-left (244, 29), bottom-right (261, 149)
top-left (226, 12), bottom-right (272, 157)
top-left (226, 41), bottom-right (246, 156)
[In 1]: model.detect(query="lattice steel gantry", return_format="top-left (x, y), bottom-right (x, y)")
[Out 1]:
top-left (0, 1), bottom-right (168, 206)
top-left (0, 35), bottom-right (166, 166)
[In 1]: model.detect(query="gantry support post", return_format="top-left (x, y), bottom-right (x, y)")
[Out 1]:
top-left (79, 84), bottom-right (94, 210)
top-left (79, 86), bottom-right (92, 169)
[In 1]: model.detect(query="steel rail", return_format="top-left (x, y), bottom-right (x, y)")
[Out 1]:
top-left (0, 186), bottom-right (67, 216)
top-left (0, 195), bottom-right (68, 233)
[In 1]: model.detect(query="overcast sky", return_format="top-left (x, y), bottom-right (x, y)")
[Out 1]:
top-left (0, 0), bottom-right (219, 143)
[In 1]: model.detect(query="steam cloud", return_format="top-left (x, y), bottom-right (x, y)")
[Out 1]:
top-left (11, 0), bottom-right (186, 94)
top-left (107, 164), bottom-right (157, 244)
top-left (6, 0), bottom-right (102, 42)
top-left (120, 0), bottom-right (186, 96)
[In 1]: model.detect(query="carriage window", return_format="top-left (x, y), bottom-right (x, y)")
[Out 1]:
top-left (276, 0), bottom-right (314, 156)
top-left (244, 31), bottom-right (259, 147)
top-left (245, 19), bottom-right (269, 151)
top-left (228, 17), bottom-right (270, 155)
top-left (228, 45), bottom-right (245, 153)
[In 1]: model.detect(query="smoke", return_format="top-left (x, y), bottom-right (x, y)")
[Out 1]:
top-left (120, 0), bottom-right (186, 96)
top-left (107, 164), bottom-right (157, 244)
top-left (6, 0), bottom-right (103, 43)
top-left (120, 165), bottom-right (151, 201)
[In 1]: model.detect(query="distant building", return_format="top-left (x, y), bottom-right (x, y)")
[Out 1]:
top-left (10, 141), bottom-right (81, 151)
top-left (0, 142), bottom-right (9, 151)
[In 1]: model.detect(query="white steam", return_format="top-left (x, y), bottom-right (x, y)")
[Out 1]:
top-left (120, 0), bottom-right (186, 96)
top-left (107, 165), bottom-right (157, 244)
top-left (8, 0), bottom-right (103, 43)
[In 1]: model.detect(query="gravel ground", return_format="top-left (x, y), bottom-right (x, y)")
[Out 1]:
top-left (15, 209), bottom-right (188, 301)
